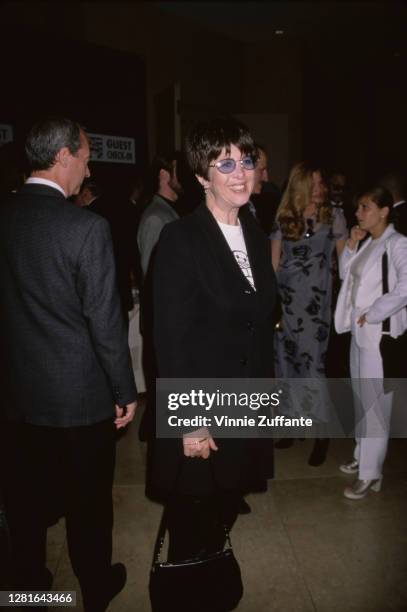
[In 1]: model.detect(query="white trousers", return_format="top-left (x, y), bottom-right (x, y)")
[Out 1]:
top-left (350, 336), bottom-right (393, 480)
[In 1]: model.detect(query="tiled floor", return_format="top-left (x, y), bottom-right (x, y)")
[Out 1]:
top-left (47, 405), bottom-right (407, 612)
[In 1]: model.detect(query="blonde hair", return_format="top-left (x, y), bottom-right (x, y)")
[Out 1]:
top-left (277, 162), bottom-right (332, 240)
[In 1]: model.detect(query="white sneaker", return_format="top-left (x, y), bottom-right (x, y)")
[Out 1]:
top-left (343, 477), bottom-right (383, 500)
top-left (339, 459), bottom-right (359, 475)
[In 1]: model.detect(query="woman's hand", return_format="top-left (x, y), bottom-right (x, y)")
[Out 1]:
top-left (357, 313), bottom-right (367, 327)
top-left (183, 428), bottom-right (218, 459)
top-left (348, 225), bottom-right (367, 250)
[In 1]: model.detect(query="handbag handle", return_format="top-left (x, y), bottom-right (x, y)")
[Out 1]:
top-left (152, 507), bottom-right (169, 565)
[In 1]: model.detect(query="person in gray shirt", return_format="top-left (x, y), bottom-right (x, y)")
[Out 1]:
top-left (137, 152), bottom-right (182, 443)
top-left (137, 152), bottom-right (181, 277)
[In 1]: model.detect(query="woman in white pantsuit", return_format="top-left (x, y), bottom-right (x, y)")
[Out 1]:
top-left (335, 186), bottom-right (407, 499)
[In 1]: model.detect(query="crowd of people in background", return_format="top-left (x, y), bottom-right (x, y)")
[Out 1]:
top-left (67, 130), bottom-right (407, 510)
top-left (1, 115), bottom-right (407, 611)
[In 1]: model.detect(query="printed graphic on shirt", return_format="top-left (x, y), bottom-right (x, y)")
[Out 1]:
top-left (233, 250), bottom-right (255, 288)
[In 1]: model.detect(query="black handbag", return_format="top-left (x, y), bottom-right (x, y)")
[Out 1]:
top-left (149, 510), bottom-right (243, 612)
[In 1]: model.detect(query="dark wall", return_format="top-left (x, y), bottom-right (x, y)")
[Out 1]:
top-left (3, 2), bottom-right (406, 193)
top-left (1, 25), bottom-right (148, 198)
top-left (302, 29), bottom-right (407, 188)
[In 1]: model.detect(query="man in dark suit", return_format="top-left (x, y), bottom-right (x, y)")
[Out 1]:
top-left (75, 178), bottom-right (139, 328)
top-left (0, 117), bottom-right (137, 611)
top-left (379, 173), bottom-right (407, 236)
top-left (247, 144), bottom-right (280, 235)
top-left (328, 170), bottom-right (355, 229)
top-left (73, 177), bottom-right (103, 213)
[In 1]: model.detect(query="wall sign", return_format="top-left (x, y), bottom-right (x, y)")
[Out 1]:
top-left (0, 124), bottom-right (13, 146)
top-left (88, 133), bottom-right (136, 164)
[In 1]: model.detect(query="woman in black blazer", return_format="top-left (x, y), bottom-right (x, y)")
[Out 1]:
top-left (149, 117), bottom-right (277, 609)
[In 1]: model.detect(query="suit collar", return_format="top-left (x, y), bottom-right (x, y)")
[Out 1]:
top-left (240, 206), bottom-right (267, 293)
top-left (364, 223), bottom-right (396, 247)
top-left (352, 224), bottom-right (396, 277)
top-left (379, 223), bottom-right (397, 242)
top-left (356, 223), bottom-right (396, 252)
top-left (19, 183), bottom-right (67, 201)
top-left (25, 177), bottom-right (66, 197)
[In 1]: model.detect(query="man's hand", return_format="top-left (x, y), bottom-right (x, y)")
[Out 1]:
top-left (115, 401), bottom-right (137, 429)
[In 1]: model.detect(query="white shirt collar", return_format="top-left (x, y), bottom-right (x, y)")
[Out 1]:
top-left (378, 223), bottom-right (396, 242)
top-left (26, 177), bottom-right (66, 197)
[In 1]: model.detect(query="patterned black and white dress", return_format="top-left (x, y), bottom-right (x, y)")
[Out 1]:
top-left (271, 209), bottom-right (347, 379)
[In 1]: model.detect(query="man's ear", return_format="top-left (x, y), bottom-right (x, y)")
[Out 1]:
top-left (159, 168), bottom-right (170, 184)
top-left (55, 147), bottom-right (70, 169)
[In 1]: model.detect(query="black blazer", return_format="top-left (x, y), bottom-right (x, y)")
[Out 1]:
top-left (150, 203), bottom-right (277, 498)
top-left (0, 184), bottom-right (137, 427)
top-left (392, 201), bottom-right (407, 237)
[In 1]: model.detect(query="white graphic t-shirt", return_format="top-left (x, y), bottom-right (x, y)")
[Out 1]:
top-left (217, 220), bottom-right (255, 290)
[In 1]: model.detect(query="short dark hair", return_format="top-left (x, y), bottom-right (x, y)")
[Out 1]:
top-left (254, 142), bottom-right (267, 156)
top-left (150, 151), bottom-right (179, 179)
top-left (356, 185), bottom-right (394, 211)
top-left (143, 150), bottom-right (182, 196)
top-left (379, 173), bottom-right (405, 199)
top-left (185, 116), bottom-right (257, 180)
top-left (330, 170), bottom-right (346, 180)
top-left (80, 178), bottom-right (101, 199)
top-left (25, 117), bottom-right (83, 171)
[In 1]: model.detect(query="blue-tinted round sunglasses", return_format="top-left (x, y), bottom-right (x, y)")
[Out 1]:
top-left (209, 156), bottom-right (255, 174)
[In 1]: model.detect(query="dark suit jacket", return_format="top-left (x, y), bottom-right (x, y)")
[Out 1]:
top-left (87, 195), bottom-right (141, 313)
top-left (392, 201), bottom-right (407, 236)
top-left (251, 191), bottom-right (280, 236)
top-left (0, 184), bottom-right (137, 427)
top-left (150, 203), bottom-right (277, 498)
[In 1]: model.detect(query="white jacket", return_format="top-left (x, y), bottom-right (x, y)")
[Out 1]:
top-left (334, 224), bottom-right (407, 348)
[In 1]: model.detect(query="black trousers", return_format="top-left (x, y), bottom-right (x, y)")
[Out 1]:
top-left (0, 419), bottom-right (116, 598)
top-left (380, 332), bottom-right (407, 378)
top-left (380, 333), bottom-right (407, 436)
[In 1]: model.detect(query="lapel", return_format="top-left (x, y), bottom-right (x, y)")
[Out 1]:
top-left (194, 203), bottom-right (258, 294)
top-left (393, 201), bottom-right (407, 223)
top-left (352, 224), bottom-right (396, 279)
top-left (240, 207), bottom-right (266, 294)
